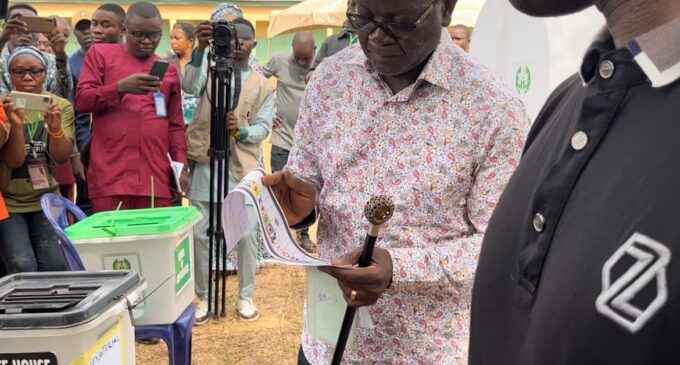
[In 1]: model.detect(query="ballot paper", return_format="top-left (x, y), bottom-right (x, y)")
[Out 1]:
top-left (223, 168), bottom-right (373, 345)
top-left (168, 154), bottom-right (184, 193)
top-left (222, 168), bottom-right (330, 266)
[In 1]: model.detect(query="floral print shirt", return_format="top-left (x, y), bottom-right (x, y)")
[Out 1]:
top-left (287, 30), bottom-right (531, 364)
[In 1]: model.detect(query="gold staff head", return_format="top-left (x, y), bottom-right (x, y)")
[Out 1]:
top-left (364, 195), bottom-right (395, 225)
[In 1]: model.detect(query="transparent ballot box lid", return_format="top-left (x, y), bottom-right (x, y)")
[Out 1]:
top-left (0, 271), bottom-right (143, 329)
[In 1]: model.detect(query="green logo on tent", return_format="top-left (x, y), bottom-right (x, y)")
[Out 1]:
top-left (515, 66), bottom-right (532, 95)
top-left (112, 258), bottom-right (132, 270)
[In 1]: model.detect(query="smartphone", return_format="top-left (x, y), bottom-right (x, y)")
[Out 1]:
top-left (21, 16), bottom-right (56, 34)
top-left (149, 60), bottom-right (169, 81)
top-left (9, 91), bottom-right (50, 112)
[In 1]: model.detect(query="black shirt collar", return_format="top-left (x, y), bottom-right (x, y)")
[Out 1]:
top-left (579, 31), bottom-right (649, 91)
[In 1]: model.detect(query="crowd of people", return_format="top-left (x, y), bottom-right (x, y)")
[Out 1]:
top-left (0, 0), bottom-right (472, 327)
top-left (0, 0), bottom-right (377, 328)
top-left (0, 0), bottom-right (675, 364)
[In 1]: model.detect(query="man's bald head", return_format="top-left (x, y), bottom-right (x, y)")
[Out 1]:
top-left (448, 24), bottom-right (470, 51)
top-left (126, 1), bottom-right (161, 20)
top-left (292, 31), bottom-right (316, 69)
top-left (451, 24), bottom-right (470, 39)
top-left (293, 31), bottom-right (315, 48)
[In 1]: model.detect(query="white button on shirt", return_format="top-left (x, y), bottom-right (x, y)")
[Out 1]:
top-left (599, 60), bottom-right (615, 79)
top-left (571, 131), bottom-right (589, 151)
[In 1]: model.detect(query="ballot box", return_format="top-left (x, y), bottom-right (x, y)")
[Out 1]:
top-left (0, 271), bottom-right (146, 365)
top-left (66, 207), bottom-right (201, 325)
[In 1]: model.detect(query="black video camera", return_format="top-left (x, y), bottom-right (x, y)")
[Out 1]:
top-left (211, 20), bottom-right (238, 62)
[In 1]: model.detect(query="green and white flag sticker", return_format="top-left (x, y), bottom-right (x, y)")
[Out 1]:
top-left (174, 235), bottom-right (192, 295)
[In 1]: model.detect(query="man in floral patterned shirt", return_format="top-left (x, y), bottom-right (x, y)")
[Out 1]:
top-left (263, 0), bottom-right (530, 363)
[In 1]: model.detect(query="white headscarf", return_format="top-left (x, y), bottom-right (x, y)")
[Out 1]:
top-left (7, 46), bottom-right (48, 70)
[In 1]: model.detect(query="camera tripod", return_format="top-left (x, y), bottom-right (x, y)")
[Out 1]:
top-left (206, 23), bottom-right (241, 318)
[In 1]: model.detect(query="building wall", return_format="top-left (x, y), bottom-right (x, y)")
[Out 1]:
top-left (29, 3), bottom-right (335, 64)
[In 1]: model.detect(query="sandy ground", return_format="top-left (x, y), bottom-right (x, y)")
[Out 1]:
top-left (137, 136), bottom-right (316, 364)
top-left (135, 264), bottom-right (305, 365)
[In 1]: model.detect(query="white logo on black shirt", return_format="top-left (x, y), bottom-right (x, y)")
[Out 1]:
top-left (596, 232), bottom-right (671, 333)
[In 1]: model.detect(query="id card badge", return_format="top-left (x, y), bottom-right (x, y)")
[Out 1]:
top-left (27, 159), bottom-right (50, 190)
top-left (153, 92), bottom-right (167, 117)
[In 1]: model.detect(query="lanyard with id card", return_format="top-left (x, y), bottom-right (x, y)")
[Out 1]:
top-left (154, 92), bottom-right (167, 117)
top-left (25, 116), bottom-right (50, 190)
top-left (27, 157), bottom-right (50, 190)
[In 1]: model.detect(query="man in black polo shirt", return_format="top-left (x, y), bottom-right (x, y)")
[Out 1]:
top-left (470, 1), bottom-right (680, 364)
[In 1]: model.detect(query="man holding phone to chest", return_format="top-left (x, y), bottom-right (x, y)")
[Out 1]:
top-left (76, 2), bottom-right (189, 212)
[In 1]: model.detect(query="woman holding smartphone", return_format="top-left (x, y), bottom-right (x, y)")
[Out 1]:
top-left (0, 46), bottom-right (75, 275)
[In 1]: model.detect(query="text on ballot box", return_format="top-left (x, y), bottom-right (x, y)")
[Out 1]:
top-left (0, 353), bottom-right (57, 365)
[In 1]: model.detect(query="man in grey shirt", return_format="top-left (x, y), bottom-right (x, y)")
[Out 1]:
top-left (312, 28), bottom-right (356, 69)
top-left (262, 32), bottom-right (315, 171)
top-left (261, 31), bottom-right (315, 250)
top-left (311, 0), bottom-right (357, 69)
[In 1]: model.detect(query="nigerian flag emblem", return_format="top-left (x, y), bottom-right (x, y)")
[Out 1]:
top-left (515, 66), bottom-right (531, 95)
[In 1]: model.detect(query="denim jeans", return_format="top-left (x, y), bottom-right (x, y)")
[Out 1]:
top-left (270, 145), bottom-right (310, 239)
top-left (0, 211), bottom-right (66, 274)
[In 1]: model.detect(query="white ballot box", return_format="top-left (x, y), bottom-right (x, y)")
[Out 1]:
top-left (66, 207), bottom-right (201, 326)
top-left (0, 271), bottom-right (145, 365)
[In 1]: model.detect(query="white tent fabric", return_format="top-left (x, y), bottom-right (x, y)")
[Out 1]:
top-left (267, 0), bottom-right (486, 38)
top-left (267, 0), bottom-right (348, 38)
top-left (450, 0), bottom-right (486, 27)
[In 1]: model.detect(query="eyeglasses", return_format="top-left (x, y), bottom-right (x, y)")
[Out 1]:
top-left (128, 30), bottom-right (163, 42)
top-left (10, 68), bottom-right (45, 78)
top-left (346, 0), bottom-right (440, 40)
